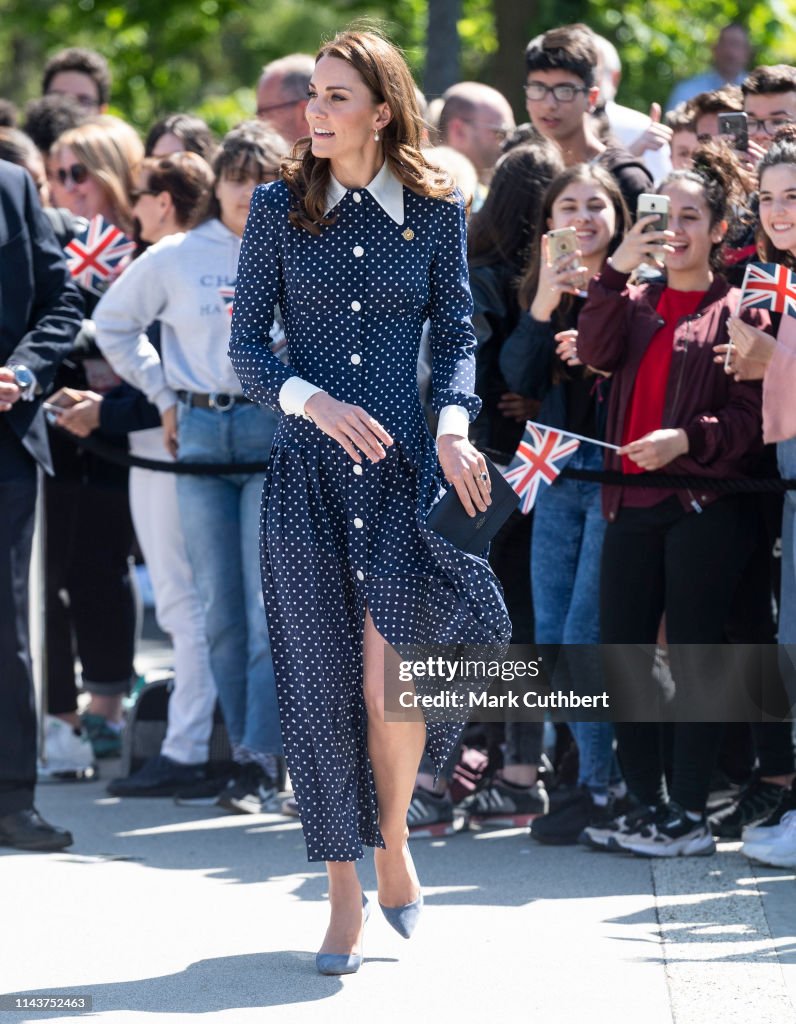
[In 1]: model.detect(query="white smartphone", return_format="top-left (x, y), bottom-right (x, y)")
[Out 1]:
top-left (636, 193), bottom-right (670, 232)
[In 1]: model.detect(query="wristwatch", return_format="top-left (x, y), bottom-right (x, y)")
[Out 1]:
top-left (8, 364), bottom-right (37, 401)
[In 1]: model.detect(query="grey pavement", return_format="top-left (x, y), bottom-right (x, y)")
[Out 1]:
top-left (5, 622), bottom-right (796, 1024)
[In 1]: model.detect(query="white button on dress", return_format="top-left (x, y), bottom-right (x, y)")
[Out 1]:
top-left (352, 192), bottom-right (361, 202)
top-left (353, 464), bottom-right (363, 475)
top-left (353, 245), bottom-right (364, 257)
top-left (351, 300), bottom-right (361, 312)
top-left (353, 517), bottom-right (364, 528)
top-left (356, 569), bottom-right (365, 581)
top-left (350, 353), bottom-right (361, 365)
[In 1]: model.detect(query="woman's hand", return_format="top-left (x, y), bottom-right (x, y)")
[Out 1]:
top-left (726, 317), bottom-right (776, 365)
top-left (304, 391), bottom-right (393, 463)
top-left (437, 435), bottom-right (491, 517)
top-left (497, 392), bottom-right (538, 423)
top-left (529, 235), bottom-right (588, 321)
top-left (609, 215), bottom-right (674, 274)
top-left (161, 404), bottom-right (178, 458)
top-left (618, 428), bottom-right (689, 471)
top-left (554, 329), bottom-right (583, 367)
top-left (54, 390), bottom-right (103, 438)
top-left (713, 343), bottom-right (768, 381)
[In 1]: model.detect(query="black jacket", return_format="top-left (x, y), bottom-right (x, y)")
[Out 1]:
top-left (0, 160), bottom-right (83, 475)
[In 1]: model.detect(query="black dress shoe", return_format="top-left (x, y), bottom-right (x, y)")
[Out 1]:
top-left (0, 808), bottom-right (73, 851)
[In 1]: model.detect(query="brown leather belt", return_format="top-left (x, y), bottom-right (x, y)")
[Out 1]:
top-left (176, 391), bottom-right (251, 411)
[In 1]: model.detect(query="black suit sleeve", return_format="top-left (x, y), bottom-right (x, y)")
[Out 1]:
top-left (6, 169), bottom-right (84, 389)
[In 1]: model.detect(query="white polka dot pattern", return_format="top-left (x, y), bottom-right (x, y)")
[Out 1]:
top-left (229, 180), bottom-right (511, 862)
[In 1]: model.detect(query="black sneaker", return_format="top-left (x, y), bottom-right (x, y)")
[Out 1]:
top-left (173, 763), bottom-right (242, 806)
top-left (461, 777), bottom-right (548, 828)
top-left (406, 787), bottom-right (459, 837)
top-left (708, 771), bottom-right (789, 839)
top-left (613, 802), bottom-right (716, 857)
top-left (217, 762), bottom-right (280, 815)
top-left (107, 754), bottom-right (206, 798)
top-left (581, 802), bottom-right (663, 851)
top-left (529, 786), bottom-right (594, 844)
top-left (742, 779), bottom-right (796, 841)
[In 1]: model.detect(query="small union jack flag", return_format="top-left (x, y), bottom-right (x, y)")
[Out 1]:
top-left (503, 422), bottom-right (581, 514)
top-left (64, 215), bottom-right (135, 295)
top-left (738, 262), bottom-right (796, 318)
top-left (219, 284), bottom-right (236, 316)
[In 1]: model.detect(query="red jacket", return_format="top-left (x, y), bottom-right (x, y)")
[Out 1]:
top-left (576, 263), bottom-right (769, 521)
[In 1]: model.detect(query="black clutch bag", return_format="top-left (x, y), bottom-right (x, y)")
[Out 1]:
top-left (426, 455), bottom-right (520, 554)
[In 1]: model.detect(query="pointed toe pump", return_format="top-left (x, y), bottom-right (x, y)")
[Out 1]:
top-left (379, 889), bottom-right (423, 939)
top-left (315, 893), bottom-right (370, 975)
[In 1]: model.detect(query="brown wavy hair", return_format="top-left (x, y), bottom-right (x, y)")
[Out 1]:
top-left (282, 28), bottom-right (456, 234)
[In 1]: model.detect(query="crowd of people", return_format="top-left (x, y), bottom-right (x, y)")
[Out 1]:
top-left (2, 20), bottom-right (796, 874)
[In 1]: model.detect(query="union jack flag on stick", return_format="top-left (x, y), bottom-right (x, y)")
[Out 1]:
top-left (64, 215), bottom-right (135, 296)
top-left (503, 422), bottom-right (582, 514)
top-left (737, 262), bottom-right (796, 317)
top-left (219, 284), bottom-right (236, 316)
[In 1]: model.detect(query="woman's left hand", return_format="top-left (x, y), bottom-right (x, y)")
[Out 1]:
top-left (713, 343), bottom-right (768, 380)
top-left (726, 317), bottom-right (776, 365)
top-left (55, 390), bottom-right (103, 437)
top-left (618, 428), bottom-right (689, 471)
top-left (437, 435), bottom-right (491, 517)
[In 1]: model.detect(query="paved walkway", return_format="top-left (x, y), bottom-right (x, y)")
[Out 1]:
top-left (3, 766), bottom-right (796, 1024)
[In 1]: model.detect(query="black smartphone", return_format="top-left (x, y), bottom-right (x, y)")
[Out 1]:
top-left (718, 112), bottom-right (748, 151)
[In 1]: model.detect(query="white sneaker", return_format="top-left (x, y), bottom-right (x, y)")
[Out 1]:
top-left (38, 716), bottom-right (96, 781)
top-left (742, 812), bottom-right (796, 867)
top-left (742, 808), bottom-right (796, 843)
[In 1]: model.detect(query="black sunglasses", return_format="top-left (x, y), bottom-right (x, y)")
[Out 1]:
top-left (56, 163), bottom-right (90, 186)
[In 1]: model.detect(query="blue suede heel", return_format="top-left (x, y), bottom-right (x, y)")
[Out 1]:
top-left (379, 889), bottom-right (423, 939)
top-left (315, 893), bottom-right (370, 975)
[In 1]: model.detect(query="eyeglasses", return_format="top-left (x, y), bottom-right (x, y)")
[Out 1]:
top-left (46, 89), bottom-right (99, 111)
top-left (747, 115), bottom-right (795, 136)
top-left (257, 98), bottom-right (301, 117)
top-left (524, 82), bottom-right (588, 103)
top-left (130, 188), bottom-right (159, 202)
top-left (462, 120), bottom-right (512, 142)
top-left (56, 163), bottom-right (90, 186)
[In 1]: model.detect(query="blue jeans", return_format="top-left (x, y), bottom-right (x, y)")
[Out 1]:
top-left (531, 444), bottom-right (617, 797)
top-left (778, 438), bottom-right (796, 706)
top-left (176, 402), bottom-right (283, 756)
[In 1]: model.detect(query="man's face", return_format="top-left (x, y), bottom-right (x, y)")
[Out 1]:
top-left (256, 73), bottom-right (308, 146)
top-left (450, 100), bottom-right (514, 181)
top-left (745, 91), bottom-right (796, 150)
top-left (713, 27), bottom-right (751, 79)
top-left (46, 70), bottom-right (103, 112)
top-left (525, 68), bottom-right (596, 147)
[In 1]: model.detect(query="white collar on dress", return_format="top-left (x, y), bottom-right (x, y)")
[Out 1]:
top-left (323, 160), bottom-right (404, 225)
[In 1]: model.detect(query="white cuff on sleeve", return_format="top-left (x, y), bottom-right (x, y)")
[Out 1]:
top-left (436, 404), bottom-right (470, 439)
top-left (153, 386), bottom-right (179, 415)
top-left (279, 376), bottom-right (323, 418)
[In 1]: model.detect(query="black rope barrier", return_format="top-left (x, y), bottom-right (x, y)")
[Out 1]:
top-left (60, 428), bottom-right (796, 492)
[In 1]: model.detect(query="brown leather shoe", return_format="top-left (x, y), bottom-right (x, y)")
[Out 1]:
top-left (0, 808), bottom-right (73, 851)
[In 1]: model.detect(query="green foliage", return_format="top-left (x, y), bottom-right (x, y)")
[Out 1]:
top-left (0, 0), bottom-right (794, 137)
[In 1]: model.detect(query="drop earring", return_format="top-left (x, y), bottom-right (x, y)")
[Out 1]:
top-left (374, 129), bottom-right (380, 142)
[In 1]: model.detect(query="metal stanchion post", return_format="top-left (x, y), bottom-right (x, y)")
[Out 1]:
top-left (29, 465), bottom-right (47, 764)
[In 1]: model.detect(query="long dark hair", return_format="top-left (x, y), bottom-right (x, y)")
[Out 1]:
top-left (657, 138), bottom-right (754, 271)
top-left (282, 28), bottom-right (455, 235)
top-left (467, 138), bottom-right (563, 271)
top-left (518, 162), bottom-right (630, 310)
top-left (757, 125), bottom-right (796, 270)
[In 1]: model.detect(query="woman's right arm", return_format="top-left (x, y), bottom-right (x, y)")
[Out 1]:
top-left (228, 186), bottom-right (305, 413)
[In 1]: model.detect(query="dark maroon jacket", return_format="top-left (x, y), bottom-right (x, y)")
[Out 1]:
top-left (576, 262), bottom-right (770, 521)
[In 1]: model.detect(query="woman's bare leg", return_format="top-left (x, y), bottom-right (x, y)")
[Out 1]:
top-left (363, 607), bottom-right (426, 907)
top-left (317, 860), bottom-right (366, 956)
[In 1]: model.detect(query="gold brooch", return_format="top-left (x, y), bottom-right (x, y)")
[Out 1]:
top-left (402, 228), bottom-right (415, 241)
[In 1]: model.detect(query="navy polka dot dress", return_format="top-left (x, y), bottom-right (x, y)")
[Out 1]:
top-left (229, 171), bottom-right (511, 862)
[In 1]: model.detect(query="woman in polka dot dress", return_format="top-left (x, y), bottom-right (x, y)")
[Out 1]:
top-left (229, 29), bottom-right (511, 973)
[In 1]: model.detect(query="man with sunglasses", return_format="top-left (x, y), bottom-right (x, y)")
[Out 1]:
top-left (255, 53), bottom-right (314, 147)
top-left (0, 159), bottom-right (83, 850)
top-left (523, 23), bottom-right (651, 215)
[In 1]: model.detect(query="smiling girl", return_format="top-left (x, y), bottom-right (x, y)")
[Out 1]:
top-left (576, 141), bottom-right (772, 857)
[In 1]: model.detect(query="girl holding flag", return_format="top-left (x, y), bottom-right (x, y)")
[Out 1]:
top-left (500, 164), bottom-right (630, 844)
top-left (576, 141), bottom-right (771, 856)
top-left (721, 125), bottom-right (796, 743)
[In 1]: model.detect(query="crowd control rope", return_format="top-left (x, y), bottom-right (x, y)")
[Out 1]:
top-left (58, 428), bottom-right (796, 492)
